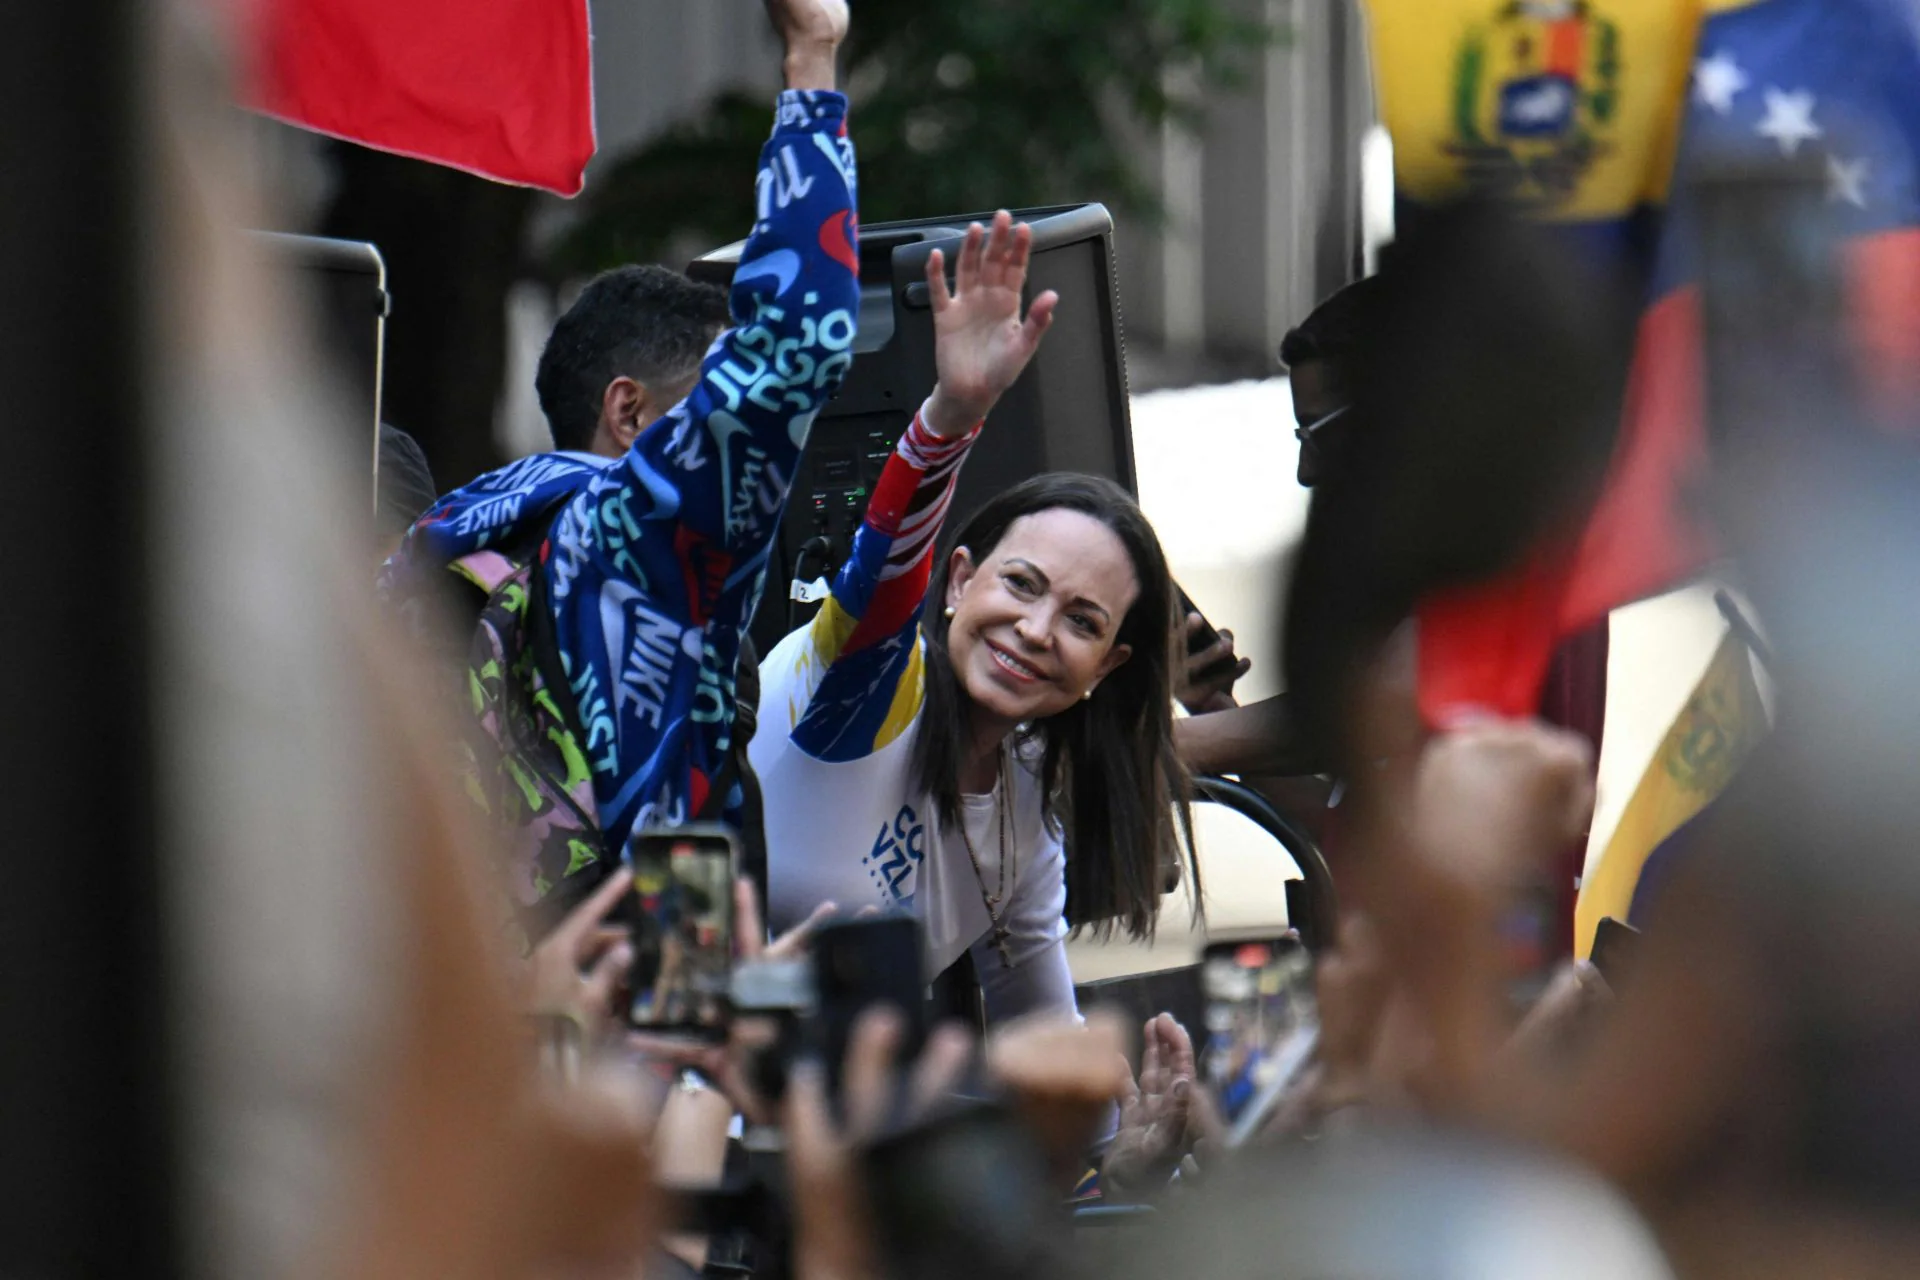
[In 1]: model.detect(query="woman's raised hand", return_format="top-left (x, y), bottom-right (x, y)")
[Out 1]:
top-left (922, 210), bottom-right (1060, 437)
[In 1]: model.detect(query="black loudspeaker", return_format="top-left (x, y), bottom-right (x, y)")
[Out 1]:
top-left (248, 231), bottom-right (390, 515)
top-left (689, 203), bottom-right (1136, 658)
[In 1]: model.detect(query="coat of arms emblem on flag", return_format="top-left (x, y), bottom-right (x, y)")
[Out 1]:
top-left (1447, 1), bottom-right (1627, 204)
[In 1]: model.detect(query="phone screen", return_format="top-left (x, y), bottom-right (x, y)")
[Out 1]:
top-left (1200, 937), bottom-right (1315, 1131)
top-left (627, 826), bottom-right (738, 1032)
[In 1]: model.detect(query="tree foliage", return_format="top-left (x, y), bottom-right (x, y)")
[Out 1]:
top-left (550, 0), bottom-right (1274, 275)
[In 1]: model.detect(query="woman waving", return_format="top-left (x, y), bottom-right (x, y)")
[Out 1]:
top-left (753, 211), bottom-right (1192, 1024)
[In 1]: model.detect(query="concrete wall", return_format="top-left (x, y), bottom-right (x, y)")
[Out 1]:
top-left (583, 0), bottom-right (779, 172)
top-left (1121, 0), bottom-right (1372, 387)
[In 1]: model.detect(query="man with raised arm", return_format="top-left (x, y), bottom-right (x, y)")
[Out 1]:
top-left (381, 0), bottom-right (858, 927)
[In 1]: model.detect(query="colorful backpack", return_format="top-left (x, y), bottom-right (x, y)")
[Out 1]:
top-left (449, 547), bottom-right (609, 941)
top-left (445, 546), bottom-right (759, 944)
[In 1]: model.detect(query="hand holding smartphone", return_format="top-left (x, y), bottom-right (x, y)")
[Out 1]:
top-left (811, 916), bottom-right (928, 1106)
top-left (1177, 585), bottom-right (1241, 688)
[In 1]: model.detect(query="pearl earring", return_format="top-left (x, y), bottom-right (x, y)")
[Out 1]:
top-left (1082, 687), bottom-right (1094, 701)
top-left (943, 606), bottom-right (956, 619)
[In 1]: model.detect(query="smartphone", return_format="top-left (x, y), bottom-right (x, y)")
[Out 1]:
top-left (1176, 584), bottom-right (1239, 686)
top-left (625, 825), bottom-right (739, 1034)
top-left (811, 916), bottom-right (928, 1104)
top-left (1589, 916), bottom-right (1642, 986)
top-left (1200, 936), bottom-right (1317, 1142)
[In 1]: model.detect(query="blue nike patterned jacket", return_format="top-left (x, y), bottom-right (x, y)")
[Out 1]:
top-left (379, 89), bottom-right (860, 907)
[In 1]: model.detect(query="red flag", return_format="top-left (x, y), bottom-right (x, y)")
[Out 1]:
top-left (246, 0), bottom-right (596, 197)
top-left (1415, 287), bottom-right (1716, 723)
top-left (1416, 550), bottom-right (1580, 722)
top-left (1846, 229), bottom-right (1920, 426)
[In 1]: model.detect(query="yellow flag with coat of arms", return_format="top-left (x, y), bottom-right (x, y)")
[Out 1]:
top-left (1360, 0), bottom-right (1773, 228)
top-left (1573, 629), bottom-right (1768, 957)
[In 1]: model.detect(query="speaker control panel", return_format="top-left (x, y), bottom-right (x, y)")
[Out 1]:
top-left (771, 414), bottom-right (909, 631)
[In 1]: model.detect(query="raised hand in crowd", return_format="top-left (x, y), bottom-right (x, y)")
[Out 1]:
top-left (986, 1011), bottom-right (1134, 1188)
top-left (764, 0), bottom-right (849, 91)
top-left (1351, 716), bottom-right (1596, 1115)
top-left (629, 879), bottom-right (841, 1125)
top-left (520, 866), bottom-right (637, 1050)
top-left (922, 210), bottom-right (1061, 436)
top-left (1405, 716), bottom-right (1595, 903)
top-left (637, 888), bottom-right (857, 1273)
top-left (785, 1009), bottom-right (977, 1280)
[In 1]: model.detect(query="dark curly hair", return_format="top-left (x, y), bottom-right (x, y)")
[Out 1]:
top-left (1278, 272), bottom-right (1382, 376)
top-left (535, 265), bottom-right (729, 452)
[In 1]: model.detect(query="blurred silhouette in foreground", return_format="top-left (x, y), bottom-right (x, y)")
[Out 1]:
top-left (129, 0), bottom-right (1920, 1278)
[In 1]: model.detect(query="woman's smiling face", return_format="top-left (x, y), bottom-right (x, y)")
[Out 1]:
top-left (943, 507), bottom-right (1139, 732)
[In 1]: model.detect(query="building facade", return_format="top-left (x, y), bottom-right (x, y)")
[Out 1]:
top-left (580, 0), bottom-right (1373, 390)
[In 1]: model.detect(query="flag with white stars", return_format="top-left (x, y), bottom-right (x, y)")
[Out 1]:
top-left (1416, 0), bottom-right (1920, 732)
top-left (1564, 0), bottom-right (1920, 626)
top-left (1559, 0), bottom-right (1920, 619)
top-left (1659, 0), bottom-right (1920, 291)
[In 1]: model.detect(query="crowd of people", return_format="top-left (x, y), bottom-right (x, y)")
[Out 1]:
top-left (317, 1), bottom-right (1920, 1278)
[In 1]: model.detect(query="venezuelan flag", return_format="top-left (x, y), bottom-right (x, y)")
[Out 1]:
top-left (1565, 0), bottom-right (1920, 619)
top-left (1574, 628), bottom-right (1767, 957)
top-left (1361, 0), bottom-right (1920, 725)
top-left (1362, 0), bottom-right (1716, 725)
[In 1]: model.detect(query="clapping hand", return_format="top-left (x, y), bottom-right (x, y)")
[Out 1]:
top-left (923, 211), bottom-right (1061, 437)
top-left (1103, 1013), bottom-right (1198, 1193)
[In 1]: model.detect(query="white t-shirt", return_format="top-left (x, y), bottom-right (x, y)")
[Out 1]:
top-left (751, 409), bottom-right (1080, 1024)
top-left (754, 626), bottom-right (1078, 1024)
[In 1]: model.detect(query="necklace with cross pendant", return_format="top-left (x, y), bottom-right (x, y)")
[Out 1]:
top-left (991, 923), bottom-right (1013, 968)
